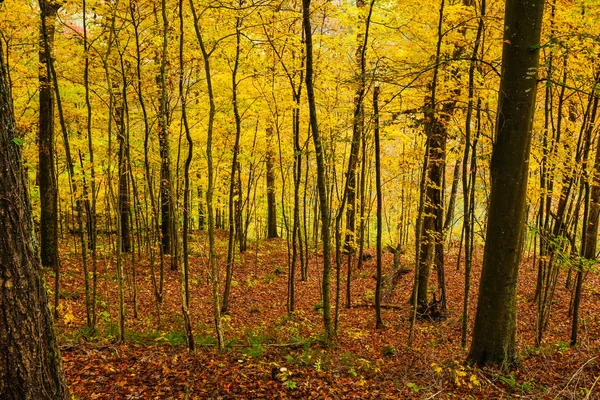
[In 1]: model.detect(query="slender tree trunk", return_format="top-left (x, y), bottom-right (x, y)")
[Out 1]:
top-left (190, 0), bottom-right (225, 349)
top-left (373, 86), bottom-right (384, 329)
top-left (222, 13), bottom-right (243, 314)
top-left (303, 0), bottom-right (333, 339)
top-left (130, 4), bottom-right (164, 316)
top-left (82, 0), bottom-right (98, 329)
top-left (460, 0), bottom-right (484, 348)
top-left (178, 0), bottom-right (195, 351)
top-left (266, 126), bottom-right (278, 238)
top-left (159, 0), bottom-right (175, 263)
top-left (115, 79), bottom-right (132, 253)
top-left (571, 93), bottom-right (600, 346)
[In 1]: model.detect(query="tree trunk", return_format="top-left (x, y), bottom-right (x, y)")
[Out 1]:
top-left (115, 81), bottom-right (132, 253)
top-left (417, 0), bottom-right (447, 315)
top-left (222, 14), bottom-right (243, 314)
top-left (467, 0), bottom-right (545, 367)
top-left (266, 126), bottom-right (278, 238)
top-left (159, 0), bottom-right (174, 260)
top-left (374, 85), bottom-right (384, 329)
top-left (190, 0), bottom-right (225, 349)
top-left (571, 93), bottom-right (600, 346)
top-left (178, 0), bottom-right (195, 351)
top-left (0, 38), bottom-right (69, 400)
top-left (38, 0), bottom-right (60, 273)
top-left (303, 0), bottom-right (333, 339)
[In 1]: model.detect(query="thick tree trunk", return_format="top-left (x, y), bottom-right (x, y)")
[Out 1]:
top-left (468, 0), bottom-right (545, 367)
top-left (0, 39), bottom-right (69, 400)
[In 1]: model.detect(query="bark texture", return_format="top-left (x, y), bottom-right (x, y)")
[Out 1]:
top-left (0, 39), bottom-right (69, 400)
top-left (468, 0), bottom-right (545, 367)
top-left (38, 0), bottom-right (60, 269)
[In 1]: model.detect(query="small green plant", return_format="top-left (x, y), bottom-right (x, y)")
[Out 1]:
top-left (243, 343), bottom-right (265, 359)
top-left (276, 367), bottom-right (296, 390)
top-left (314, 356), bottom-right (322, 372)
top-left (103, 321), bottom-right (119, 339)
top-left (553, 340), bottom-right (570, 354)
top-left (260, 272), bottom-right (277, 285)
top-left (363, 289), bottom-right (375, 303)
top-left (499, 372), bottom-right (533, 392)
top-left (340, 351), bottom-right (356, 366)
top-left (283, 379), bottom-right (297, 390)
top-left (499, 372), bottom-right (516, 388)
top-left (406, 382), bottom-right (420, 393)
top-left (165, 331), bottom-right (187, 346)
top-left (313, 301), bottom-right (323, 312)
top-left (195, 333), bottom-right (217, 347)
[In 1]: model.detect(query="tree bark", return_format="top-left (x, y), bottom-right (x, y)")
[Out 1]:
top-left (266, 126), bottom-right (278, 238)
top-left (303, 0), bottom-right (333, 339)
top-left (467, 0), bottom-right (545, 367)
top-left (38, 0), bottom-right (60, 272)
top-left (374, 85), bottom-right (384, 329)
top-left (0, 38), bottom-right (69, 400)
top-left (159, 0), bottom-right (175, 260)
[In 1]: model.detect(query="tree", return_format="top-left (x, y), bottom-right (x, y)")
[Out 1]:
top-left (303, 0), bottom-right (333, 339)
top-left (0, 38), bottom-right (69, 400)
top-left (38, 0), bottom-right (60, 280)
top-left (266, 125), bottom-right (278, 238)
top-left (467, 0), bottom-right (546, 367)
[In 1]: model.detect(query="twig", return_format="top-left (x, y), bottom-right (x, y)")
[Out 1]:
top-left (553, 356), bottom-right (597, 399)
top-left (583, 375), bottom-right (600, 400)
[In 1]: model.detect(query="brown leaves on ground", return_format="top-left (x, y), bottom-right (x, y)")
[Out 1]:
top-left (52, 234), bottom-right (600, 399)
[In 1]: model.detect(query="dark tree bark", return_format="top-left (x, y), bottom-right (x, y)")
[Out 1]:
top-left (460, 0), bottom-right (485, 348)
top-left (38, 0), bottom-right (60, 272)
top-left (467, 0), bottom-right (545, 367)
top-left (159, 0), bottom-right (175, 259)
top-left (0, 38), bottom-right (69, 400)
top-left (373, 85), bottom-right (384, 329)
top-left (266, 126), bottom-right (278, 238)
top-left (303, 0), bottom-right (333, 339)
top-left (416, 0), bottom-right (447, 315)
top-left (115, 80), bottom-right (132, 253)
top-left (178, 0), bottom-right (195, 351)
top-left (198, 185), bottom-right (205, 231)
top-left (222, 13), bottom-right (243, 314)
top-left (572, 93), bottom-right (600, 346)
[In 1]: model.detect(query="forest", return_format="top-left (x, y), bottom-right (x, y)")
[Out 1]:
top-left (1, 0), bottom-right (600, 398)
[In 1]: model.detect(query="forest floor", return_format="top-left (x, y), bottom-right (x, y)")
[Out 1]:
top-left (49, 232), bottom-right (600, 399)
